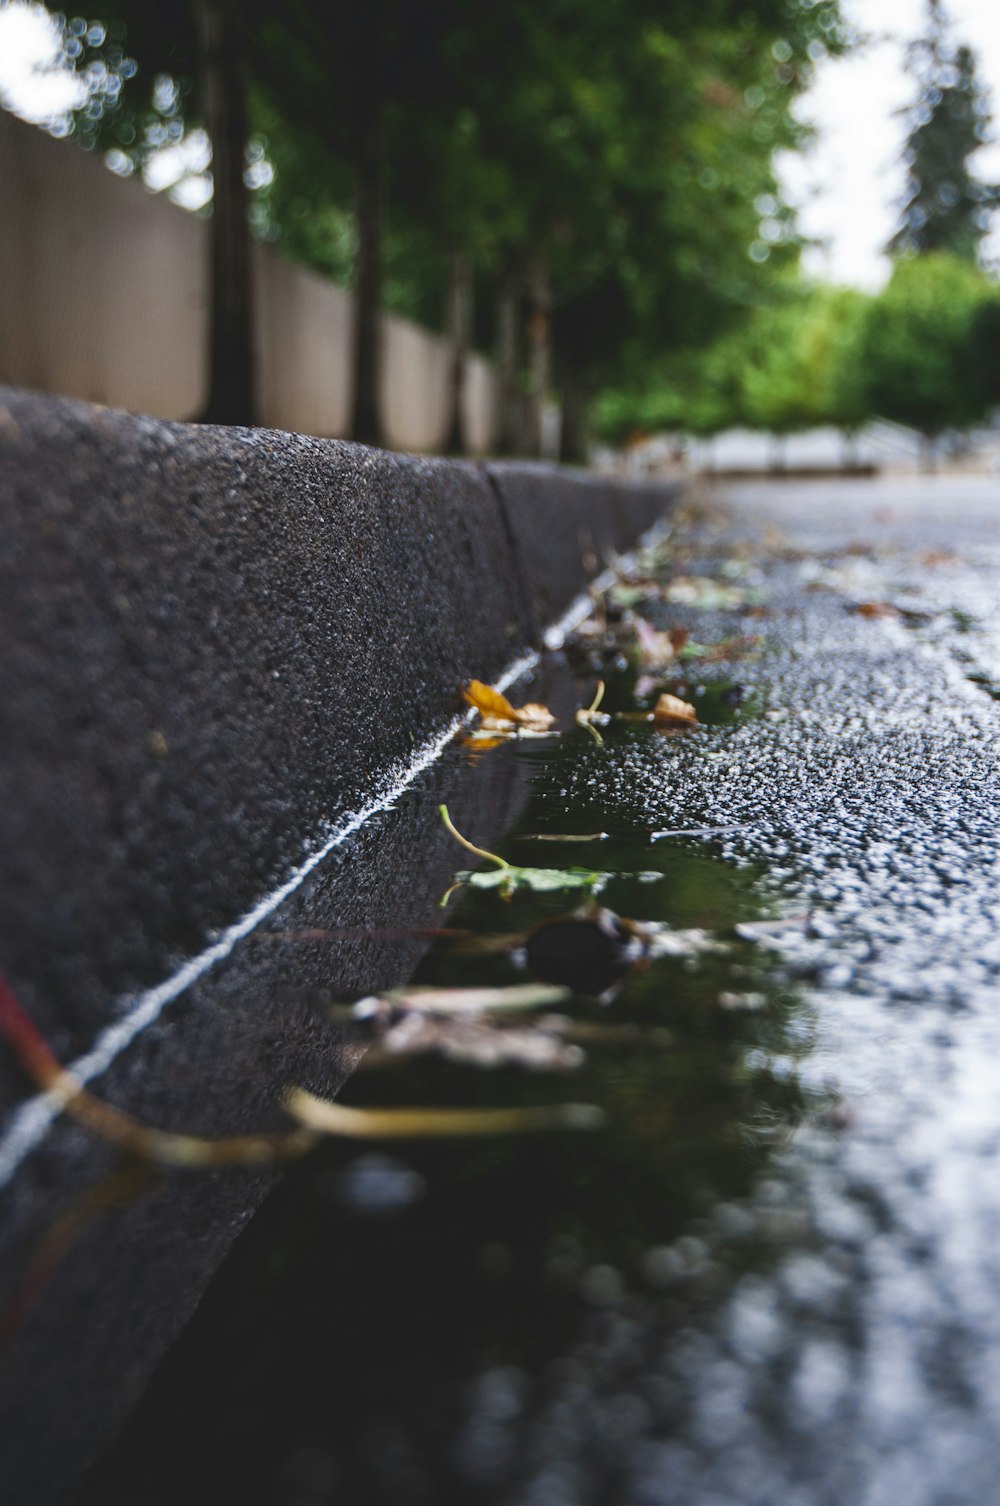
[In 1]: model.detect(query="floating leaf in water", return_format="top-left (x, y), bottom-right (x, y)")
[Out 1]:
top-left (652, 692), bottom-right (698, 728)
top-left (575, 680), bottom-right (611, 727)
top-left (377, 983), bottom-right (570, 1016)
top-left (0, 972), bottom-right (595, 1161)
top-left (522, 831), bottom-right (610, 843)
top-left (371, 1013), bottom-right (585, 1072)
top-left (463, 679), bottom-right (556, 732)
top-left (284, 1089), bottom-right (604, 1138)
top-left (458, 865), bottom-right (608, 896)
top-left (439, 805), bottom-right (607, 901)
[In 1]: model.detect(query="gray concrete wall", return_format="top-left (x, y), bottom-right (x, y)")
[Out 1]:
top-left (0, 112), bottom-right (498, 449)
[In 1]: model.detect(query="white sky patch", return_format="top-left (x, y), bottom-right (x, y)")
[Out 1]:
top-left (781, 0), bottom-right (1000, 287)
top-left (141, 126), bottom-right (213, 208)
top-left (0, 1), bottom-right (85, 124)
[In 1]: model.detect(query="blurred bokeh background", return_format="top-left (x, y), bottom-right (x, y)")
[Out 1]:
top-left (0, 0), bottom-right (997, 467)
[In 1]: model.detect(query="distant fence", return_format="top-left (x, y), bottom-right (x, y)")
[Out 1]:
top-left (0, 111), bottom-right (498, 450)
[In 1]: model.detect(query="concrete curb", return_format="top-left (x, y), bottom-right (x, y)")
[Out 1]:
top-left (0, 385), bottom-right (676, 1099)
top-left (0, 387), bottom-right (677, 1501)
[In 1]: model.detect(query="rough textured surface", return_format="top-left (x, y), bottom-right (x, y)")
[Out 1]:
top-left (0, 388), bottom-right (671, 1505)
top-left (0, 388), bottom-right (668, 1059)
top-left (0, 739), bottom-right (536, 1506)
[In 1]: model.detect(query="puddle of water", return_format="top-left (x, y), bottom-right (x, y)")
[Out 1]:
top-left (77, 648), bottom-right (818, 1506)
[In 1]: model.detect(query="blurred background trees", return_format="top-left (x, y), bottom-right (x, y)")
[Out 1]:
top-left (594, 0), bottom-right (999, 461)
top-left (8, 0), bottom-right (999, 454)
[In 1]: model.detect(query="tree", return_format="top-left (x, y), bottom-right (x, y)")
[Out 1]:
top-left (53, 0), bottom-right (849, 454)
top-left (57, 0), bottom-right (260, 424)
top-left (889, 0), bottom-right (999, 264)
top-left (862, 252), bottom-right (995, 459)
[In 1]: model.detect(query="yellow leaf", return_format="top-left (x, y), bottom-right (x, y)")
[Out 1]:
top-left (463, 679), bottom-right (519, 726)
top-left (462, 680), bottom-right (556, 732)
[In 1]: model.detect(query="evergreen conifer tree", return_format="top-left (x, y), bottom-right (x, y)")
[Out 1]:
top-left (889, 0), bottom-right (999, 263)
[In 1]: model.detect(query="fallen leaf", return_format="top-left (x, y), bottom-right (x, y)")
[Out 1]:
top-left (634, 616), bottom-right (676, 667)
top-left (852, 601), bottom-right (898, 619)
top-left (379, 983), bottom-right (570, 1015)
top-left (439, 804), bottom-right (608, 901)
top-left (463, 678), bottom-right (519, 726)
top-left (284, 1089), bottom-right (604, 1137)
top-left (373, 1013), bottom-right (585, 1071)
top-left (650, 823), bottom-right (747, 840)
top-left (522, 831), bottom-right (610, 843)
top-left (516, 702), bottom-right (557, 730)
top-left (463, 679), bottom-right (556, 731)
top-left (0, 970), bottom-right (600, 1160)
top-left (677, 634), bottom-right (759, 662)
top-left (652, 692), bottom-right (698, 727)
top-left (607, 581), bottom-right (660, 609)
top-left (455, 865), bottom-right (609, 898)
top-left (665, 576), bottom-right (762, 610)
top-left (575, 680), bottom-right (611, 727)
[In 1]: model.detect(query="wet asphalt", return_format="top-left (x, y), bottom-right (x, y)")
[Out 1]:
top-left (495, 474), bottom-right (1000, 1506)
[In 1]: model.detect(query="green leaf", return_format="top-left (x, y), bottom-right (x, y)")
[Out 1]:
top-left (456, 865), bottom-right (609, 896)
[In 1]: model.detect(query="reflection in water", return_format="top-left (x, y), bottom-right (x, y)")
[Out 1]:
top-left (81, 701), bottom-right (818, 1506)
top-left (519, 910), bottom-right (647, 996)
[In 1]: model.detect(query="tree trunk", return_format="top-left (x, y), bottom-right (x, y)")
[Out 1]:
top-left (350, 104), bottom-right (384, 447)
top-left (558, 366), bottom-right (589, 466)
top-left (523, 252), bottom-right (551, 460)
top-left (196, 0), bottom-right (255, 426)
top-left (444, 251), bottom-right (472, 454)
top-left (493, 268), bottom-right (519, 455)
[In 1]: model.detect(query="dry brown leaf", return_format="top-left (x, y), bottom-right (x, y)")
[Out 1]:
top-left (517, 702), bottom-right (557, 730)
top-left (634, 616), bottom-right (676, 668)
top-left (853, 601), bottom-right (898, 619)
top-left (374, 1013), bottom-right (585, 1071)
top-left (652, 692), bottom-right (698, 728)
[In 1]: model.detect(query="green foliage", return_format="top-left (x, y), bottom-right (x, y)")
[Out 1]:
top-left (737, 282), bottom-right (872, 434)
top-left (862, 252), bottom-right (998, 437)
top-left (594, 278), bottom-right (876, 442)
top-left (596, 252), bottom-right (1000, 447)
top-left (52, 0), bottom-right (854, 441)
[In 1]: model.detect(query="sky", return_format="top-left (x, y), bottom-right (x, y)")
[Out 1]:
top-left (779, 0), bottom-right (1000, 286)
top-left (0, 0), bottom-right (998, 286)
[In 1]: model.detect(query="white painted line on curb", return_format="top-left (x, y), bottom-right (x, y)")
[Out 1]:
top-left (0, 569), bottom-right (632, 1189)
